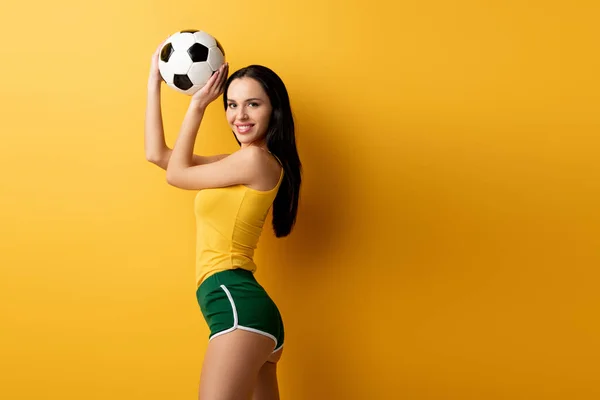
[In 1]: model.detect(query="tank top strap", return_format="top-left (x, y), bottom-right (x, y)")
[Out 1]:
top-left (268, 151), bottom-right (283, 167)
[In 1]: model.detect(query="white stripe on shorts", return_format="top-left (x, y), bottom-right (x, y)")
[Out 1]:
top-left (208, 284), bottom-right (279, 352)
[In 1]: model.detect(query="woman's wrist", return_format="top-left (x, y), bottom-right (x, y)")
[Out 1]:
top-left (189, 98), bottom-right (208, 113)
top-left (147, 79), bottom-right (162, 92)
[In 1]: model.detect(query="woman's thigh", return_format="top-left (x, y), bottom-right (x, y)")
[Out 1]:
top-left (199, 329), bottom-right (275, 400)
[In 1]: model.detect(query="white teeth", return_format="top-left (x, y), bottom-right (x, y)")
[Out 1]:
top-left (237, 125), bottom-right (253, 132)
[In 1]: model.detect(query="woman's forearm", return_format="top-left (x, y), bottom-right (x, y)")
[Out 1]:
top-left (167, 104), bottom-right (206, 179)
top-left (144, 83), bottom-right (169, 164)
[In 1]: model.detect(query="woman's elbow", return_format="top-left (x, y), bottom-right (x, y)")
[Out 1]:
top-left (165, 168), bottom-right (180, 186)
top-left (146, 153), bottom-right (167, 168)
top-left (165, 169), bottom-right (174, 184)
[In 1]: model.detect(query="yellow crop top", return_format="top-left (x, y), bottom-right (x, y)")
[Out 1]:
top-left (194, 156), bottom-right (284, 288)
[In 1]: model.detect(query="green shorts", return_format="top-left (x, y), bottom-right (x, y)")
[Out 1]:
top-left (196, 268), bottom-right (284, 353)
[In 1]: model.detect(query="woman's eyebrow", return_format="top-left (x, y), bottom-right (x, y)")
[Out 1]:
top-left (227, 98), bottom-right (263, 102)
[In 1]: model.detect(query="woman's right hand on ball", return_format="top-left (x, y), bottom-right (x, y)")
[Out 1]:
top-left (148, 41), bottom-right (165, 88)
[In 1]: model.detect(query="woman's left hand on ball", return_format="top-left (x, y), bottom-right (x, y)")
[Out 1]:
top-left (191, 62), bottom-right (229, 110)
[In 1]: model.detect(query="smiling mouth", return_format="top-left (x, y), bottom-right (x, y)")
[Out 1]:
top-left (236, 124), bottom-right (254, 133)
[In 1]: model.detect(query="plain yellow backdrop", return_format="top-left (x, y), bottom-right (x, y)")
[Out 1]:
top-left (1, 0), bottom-right (599, 398)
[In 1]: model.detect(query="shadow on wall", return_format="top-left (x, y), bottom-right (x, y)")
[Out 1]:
top-left (267, 89), bottom-right (374, 399)
top-left (279, 99), bottom-right (358, 270)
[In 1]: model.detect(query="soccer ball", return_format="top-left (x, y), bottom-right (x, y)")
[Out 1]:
top-left (158, 30), bottom-right (226, 95)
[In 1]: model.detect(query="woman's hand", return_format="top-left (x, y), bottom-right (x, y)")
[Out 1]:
top-left (190, 62), bottom-right (229, 110)
top-left (148, 41), bottom-right (166, 89)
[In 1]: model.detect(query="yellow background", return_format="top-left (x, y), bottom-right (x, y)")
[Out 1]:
top-left (1, 0), bottom-right (599, 398)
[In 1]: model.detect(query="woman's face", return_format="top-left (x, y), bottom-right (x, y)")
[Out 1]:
top-left (226, 77), bottom-right (273, 147)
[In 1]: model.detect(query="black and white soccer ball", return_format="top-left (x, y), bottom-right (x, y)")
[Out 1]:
top-left (158, 30), bottom-right (226, 95)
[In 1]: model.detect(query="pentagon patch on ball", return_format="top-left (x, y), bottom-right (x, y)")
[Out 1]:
top-left (158, 30), bottom-right (226, 95)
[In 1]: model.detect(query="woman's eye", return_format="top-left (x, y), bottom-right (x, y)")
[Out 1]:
top-left (228, 103), bottom-right (236, 108)
top-left (249, 102), bottom-right (259, 107)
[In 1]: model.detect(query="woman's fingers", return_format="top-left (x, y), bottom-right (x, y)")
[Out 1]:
top-left (207, 69), bottom-right (221, 91)
top-left (209, 63), bottom-right (227, 93)
top-left (191, 62), bottom-right (228, 105)
top-left (217, 63), bottom-right (228, 92)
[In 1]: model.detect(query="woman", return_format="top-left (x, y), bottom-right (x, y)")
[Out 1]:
top-left (145, 42), bottom-right (302, 399)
